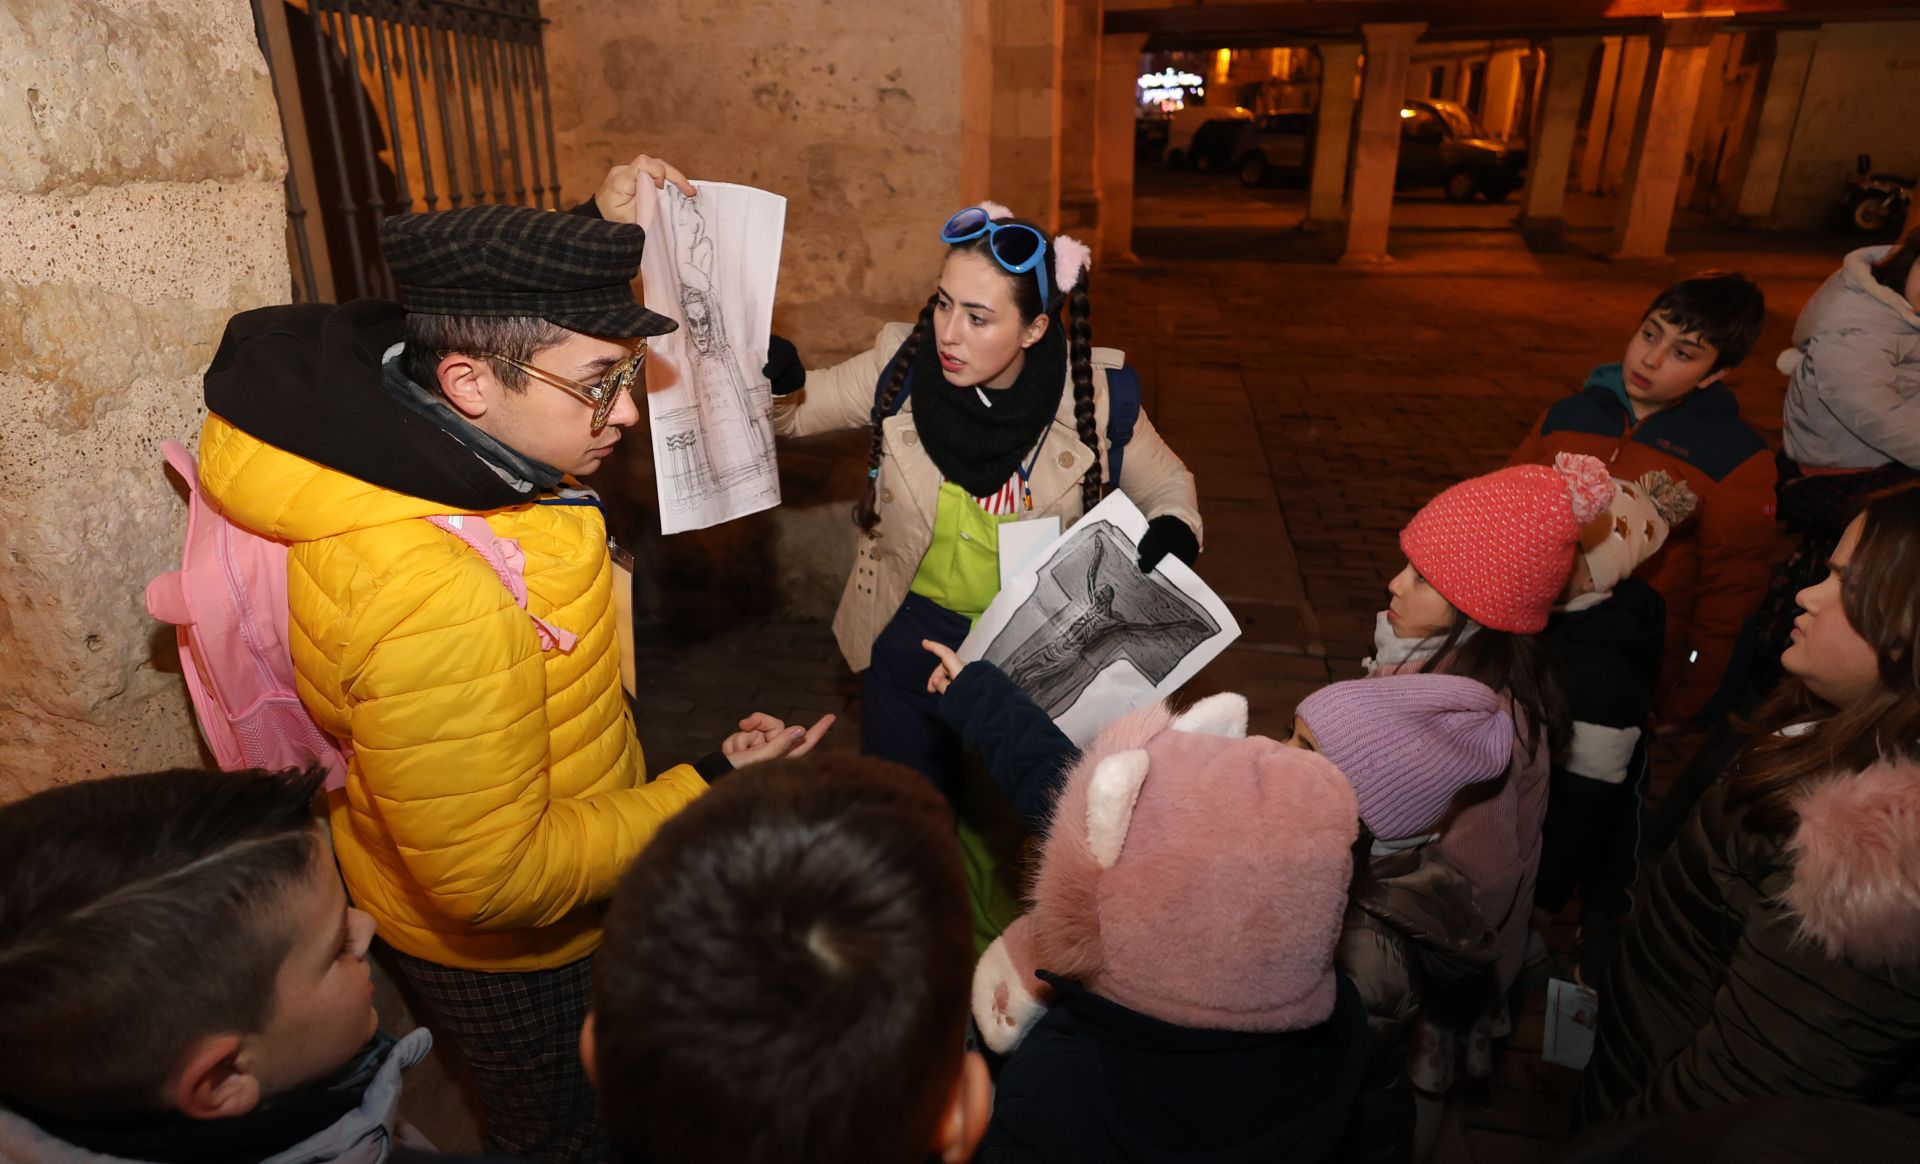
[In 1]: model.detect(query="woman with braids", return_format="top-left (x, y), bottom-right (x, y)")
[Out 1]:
top-left (1580, 483), bottom-right (1920, 1125)
top-left (761, 202), bottom-right (1201, 805)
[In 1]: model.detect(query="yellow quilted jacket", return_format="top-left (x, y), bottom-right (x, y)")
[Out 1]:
top-left (197, 413), bottom-right (707, 971)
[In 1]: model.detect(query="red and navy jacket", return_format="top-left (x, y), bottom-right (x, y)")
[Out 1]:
top-left (1509, 364), bottom-right (1777, 724)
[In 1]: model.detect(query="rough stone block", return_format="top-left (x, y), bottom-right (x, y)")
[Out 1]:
top-left (0, 0), bottom-right (289, 797)
top-left (0, 0), bottom-right (284, 193)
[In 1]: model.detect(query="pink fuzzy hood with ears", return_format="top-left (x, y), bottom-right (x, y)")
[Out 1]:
top-left (1023, 695), bottom-right (1359, 1033)
top-left (1783, 759), bottom-right (1920, 971)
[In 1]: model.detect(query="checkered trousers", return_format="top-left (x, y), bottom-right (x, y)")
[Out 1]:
top-left (383, 945), bottom-right (606, 1164)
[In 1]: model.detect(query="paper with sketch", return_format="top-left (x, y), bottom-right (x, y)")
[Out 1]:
top-left (637, 181), bottom-right (785, 534)
top-left (959, 492), bottom-right (1240, 747)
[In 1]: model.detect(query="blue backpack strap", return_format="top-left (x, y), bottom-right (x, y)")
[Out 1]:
top-left (874, 335), bottom-right (916, 418)
top-left (1103, 364), bottom-right (1141, 490)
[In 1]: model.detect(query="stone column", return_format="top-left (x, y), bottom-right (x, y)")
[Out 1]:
top-left (990, 0), bottom-right (1063, 226)
top-left (1482, 48), bottom-right (1527, 140)
top-left (1304, 42), bottom-right (1363, 230)
top-left (1733, 27), bottom-right (1821, 225)
top-left (1342, 22), bottom-right (1427, 264)
top-left (1518, 36), bottom-right (1602, 230)
top-left (0, 0), bottom-right (290, 795)
top-left (1611, 16), bottom-right (1726, 259)
top-left (1602, 36), bottom-right (1653, 193)
top-left (1095, 32), bottom-right (1149, 261)
top-left (1055, 0), bottom-right (1102, 234)
top-left (961, 0), bottom-right (995, 204)
top-left (1579, 37), bottom-right (1624, 193)
top-left (1678, 32), bottom-right (1735, 209)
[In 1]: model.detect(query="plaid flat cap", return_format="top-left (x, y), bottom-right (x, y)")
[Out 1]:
top-left (379, 204), bottom-right (677, 338)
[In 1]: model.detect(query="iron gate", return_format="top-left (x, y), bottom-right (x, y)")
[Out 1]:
top-left (251, 0), bottom-right (565, 303)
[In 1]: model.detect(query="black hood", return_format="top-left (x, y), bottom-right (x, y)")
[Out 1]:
top-left (203, 299), bottom-right (531, 511)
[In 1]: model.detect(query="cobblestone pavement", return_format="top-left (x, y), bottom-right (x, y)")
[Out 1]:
top-left (628, 206), bottom-right (1841, 1162)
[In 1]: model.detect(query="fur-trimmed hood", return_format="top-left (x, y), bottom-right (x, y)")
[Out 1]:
top-left (1784, 758), bottom-right (1920, 971)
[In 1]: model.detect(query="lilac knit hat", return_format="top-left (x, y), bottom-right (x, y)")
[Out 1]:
top-left (1295, 673), bottom-right (1514, 841)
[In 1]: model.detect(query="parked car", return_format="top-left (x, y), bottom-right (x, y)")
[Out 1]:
top-left (1396, 99), bottom-right (1526, 201)
top-left (1165, 105), bottom-right (1252, 170)
top-left (1136, 116), bottom-right (1170, 160)
top-left (1232, 111), bottom-right (1313, 187)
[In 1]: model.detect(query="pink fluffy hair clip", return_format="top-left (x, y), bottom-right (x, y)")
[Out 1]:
top-left (1054, 233), bottom-right (1091, 296)
top-left (968, 202), bottom-right (1091, 297)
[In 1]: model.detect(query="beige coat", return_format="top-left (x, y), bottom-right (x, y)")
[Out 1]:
top-left (775, 322), bottom-right (1203, 671)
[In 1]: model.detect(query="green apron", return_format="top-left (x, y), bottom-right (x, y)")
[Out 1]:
top-left (909, 481), bottom-right (1040, 952)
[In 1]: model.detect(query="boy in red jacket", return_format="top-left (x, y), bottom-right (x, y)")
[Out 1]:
top-left (1509, 272), bottom-right (1773, 725)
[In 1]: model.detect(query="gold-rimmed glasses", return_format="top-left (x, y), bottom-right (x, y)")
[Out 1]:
top-left (445, 344), bottom-right (646, 432)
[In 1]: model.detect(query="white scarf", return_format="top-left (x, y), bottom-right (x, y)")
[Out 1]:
top-left (1362, 611), bottom-right (1480, 676)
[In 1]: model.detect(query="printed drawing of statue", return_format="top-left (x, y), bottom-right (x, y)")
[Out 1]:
top-left (670, 195), bottom-right (774, 490)
top-left (986, 523), bottom-right (1219, 717)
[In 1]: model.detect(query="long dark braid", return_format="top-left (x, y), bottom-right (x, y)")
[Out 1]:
top-left (853, 294), bottom-right (939, 534)
top-left (1066, 278), bottom-right (1101, 514)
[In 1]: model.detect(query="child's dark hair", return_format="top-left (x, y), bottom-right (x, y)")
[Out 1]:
top-left (0, 767), bottom-right (327, 1117)
top-left (1419, 610), bottom-right (1572, 761)
top-left (1642, 270), bottom-right (1766, 374)
top-left (854, 217), bottom-right (1099, 534)
top-left (1870, 226), bottom-right (1920, 301)
top-left (593, 755), bottom-right (973, 1164)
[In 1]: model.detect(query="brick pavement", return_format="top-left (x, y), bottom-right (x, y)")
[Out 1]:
top-left (620, 220), bottom-right (1839, 1162)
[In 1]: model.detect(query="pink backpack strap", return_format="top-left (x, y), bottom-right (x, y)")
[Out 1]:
top-left (148, 441), bottom-right (351, 792)
top-left (425, 515), bottom-right (579, 653)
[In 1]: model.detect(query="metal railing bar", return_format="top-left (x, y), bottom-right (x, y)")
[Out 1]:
top-left (250, 0), bottom-right (321, 301)
top-left (398, 3), bottom-right (440, 211)
top-left (306, 0), bottom-right (371, 297)
top-left (336, 0), bottom-right (394, 296)
top-left (368, 1), bottom-right (413, 214)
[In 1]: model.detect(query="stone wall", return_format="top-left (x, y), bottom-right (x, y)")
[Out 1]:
top-left (540, 0), bottom-right (999, 629)
top-left (0, 0), bottom-right (291, 796)
top-left (989, 0), bottom-right (1062, 227)
top-left (1775, 21), bottom-right (1920, 230)
top-left (542, 0), bottom-right (992, 361)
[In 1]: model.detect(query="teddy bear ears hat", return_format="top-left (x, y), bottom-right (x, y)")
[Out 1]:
top-left (971, 693), bottom-right (1360, 1055)
top-left (971, 200), bottom-right (1092, 297)
top-left (1579, 470), bottom-right (1700, 595)
top-left (1399, 452), bottom-right (1615, 634)
top-left (1296, 673), bottom-right (1514, 843)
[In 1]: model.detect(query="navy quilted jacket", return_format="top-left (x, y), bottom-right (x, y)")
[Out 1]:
top-left (937, 663), bottom-right (1078, 829)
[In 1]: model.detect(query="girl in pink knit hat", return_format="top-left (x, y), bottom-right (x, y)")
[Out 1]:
top-left (1367, 452), bottom-right (1613, 1146)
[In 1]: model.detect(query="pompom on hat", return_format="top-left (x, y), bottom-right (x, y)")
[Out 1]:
top-left (1296, 673), bottom-right (1514, 842)
top-left (1399, 452), bottom-right (1615, 634)
top-left (1579, 470), bottom-right (1699, 595)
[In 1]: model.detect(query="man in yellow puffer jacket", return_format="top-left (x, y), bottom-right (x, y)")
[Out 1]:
top-left (196, 157), bottom-right (829, 1163)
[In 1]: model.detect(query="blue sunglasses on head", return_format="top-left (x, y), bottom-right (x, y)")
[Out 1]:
top-left (940, 208), bottom-right (1050, 307)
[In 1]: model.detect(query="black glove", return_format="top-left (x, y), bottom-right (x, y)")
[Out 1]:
top-left (1137, 516), bottom-right (1200, 573)
top-left (763, 335), bottom-right (805, 397)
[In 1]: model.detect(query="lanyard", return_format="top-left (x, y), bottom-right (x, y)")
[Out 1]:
top-left (1016, 425), bottom-right (1053, 512)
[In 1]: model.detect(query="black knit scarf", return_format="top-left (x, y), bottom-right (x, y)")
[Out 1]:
top-left (904, 321), bottom-right (1068, 497)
